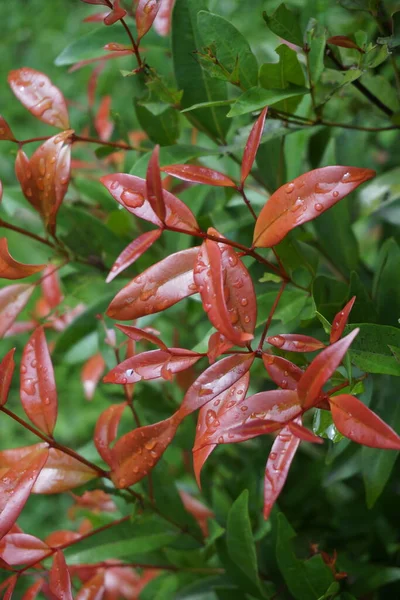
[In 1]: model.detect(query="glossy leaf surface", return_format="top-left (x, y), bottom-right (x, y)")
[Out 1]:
top-left (330, 296), bottom-right (356, 343)
top-left (288, 421), bottom-right (324, 443)
top-left (106, 247), bottom-right (199, 320)
top-left (0, 284), bottom-right (35, 338)
top-left (0, 533), bottom-right (50, 565)
top-left (207, 332), bottom-right (233, 364)
top-left (262, 353), bottom-right (303, 390)
top-left (8, 68), bottom-right (69, 129)
top-left (146, 145), bottom-right (166, 221)
top-left (297, 329), bottom-right (359, 409)
top-left (0, 447), bottom-right (49, 539)
top-left (94, 402), bottom-right (127, 467)
top-left (104, 348), bottom-right (202, 384)
top-left (161, 164), bottom-right (236, 187)
top-left (0, 349), bottom-right (15, 407)
top-left (266, 333), bottom-right (325, 352)
top-left (81, 353), bottom-right (105, 401)
top-left (136, 0), bottom-right (161, 41)
top-left (330, 394), bottom-right (400, 450)
top-left (116, 324), bottom-right (168, 351)
top-left (20, 327), bottom-right (58, 435)
top-left (253, 167), bottom-right (375, 248)
top-left (75, 571), bottom-right (105, 599)
top-left (106, 229), bottom-right (162, 283)
top-left (241, 106), bottom-right (268, 185)
top-left (49, 550), bottom-right (73, 600)
top-left (101, 173), bottom-right (199, 232)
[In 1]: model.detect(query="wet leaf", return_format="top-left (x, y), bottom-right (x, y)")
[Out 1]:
top-left (146, 145), bottom-right (166, 222)
top-left (76, 571), bottom-right (105, 599)
top-left (207, 332), bottom-right (234, 364)
top-left (0, 349), bottom-right (16, 407)
top-left (94, 402), bottom-right (127, 467)
top-left (20, 327), bottom-right (58, 435)
top-left (262, 353), bottom-right (303, 390)
top-left (106, 229), bottom-right (162, 283)
top-left (49, 550), bottom-right (73, 600)
top-left (288, 421), bottom-right (324, 443)
top-left (266, 333), bottom-right (325, 353)
top-left (161, 164), bottom-right (236, 187)
top-left (0, 533), bottom-right (50, 565)
top-left (136, 0), bottom-right (161, 41)
top-left (253, 167), bottom-right (375, 248)
top-left (330, 296), bottom-right (356, 343)
top-left (81, 353), bottom-right (105, 401)
top-left (297, 329), bottom-right (359, 409)
top-left (116, 324), bottom-right (168, 351)
top-left (241, 107), bottom-right (268, 185)
top-left (330, 394), bottom-right (400, 450)
top-left (0, 284), bottom-right (35, 338)
top-left (106, 247), bottom-right (199, 320)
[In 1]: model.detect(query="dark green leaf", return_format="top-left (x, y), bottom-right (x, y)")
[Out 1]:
top-left (226, 490), bottom-right (260, 587)
top-left (347, 272), bottom-right (378, 324)
top-left (263, 4), bottom-right (304, 47)
top-left (135, 101), bottom-right (180, 146)
top-left (313, 410), bottom-right (344, 443)
top-left (55, 25), bottom-right (127, 65)
top-left (346, 323), bottom-right (400, 376)
top-left (259, 44), bottom-right (305, 113)
top-left (227, 86), bottom-right (309, 117)
top-left (373, 238), bottom-right (400, 327)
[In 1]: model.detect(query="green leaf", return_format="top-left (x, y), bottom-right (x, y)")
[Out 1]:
top-left (361, 43), bottom-right (390, 68)
top-left (259, 44), bottom-right (305, 113)
top-left (197, 11), bottom-right (258, 90)
top-left (172, 0), bottom-right (229, 142)
top-left (313, 276), bottom-right (348, 322)
top-left (226, 490), bottom-right (260, 587)
top-left (55, 25), bottom-right (127, 65)
top-left (389, 345), bottom-right (400, 363)
top-left (306, 20), bottom-right (327, 85)
top-left (346, 323), bottom-right (400, 376)
top-left (373, 238), bottom-right (400, 327)
top-left (350, 566), bottom-right (400, 597)
top-left (227, 86), bottom-right (309, 117)
top-left (274, 235), bottom-right (319, 288)
top-left (180, 99), bottom-right (234, 113)
top-left (313, 410), bottom-right (344, 443)
top-left (135, 100), bottom-right (180, 146)
top-left (263, 4), bottom-right (304, 47)
top-left (377, 11), bottom-right (400, 48)
top-left (347, 272), bottom-right (378, 324)
top-left (276, 513), bottom-right (335, 600)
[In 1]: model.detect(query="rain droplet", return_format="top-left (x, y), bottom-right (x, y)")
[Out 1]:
top-left (228, 254), bottom-right (238, 267)
top-left (110, 180), bottom-right (119, 191)
top-left (218, 436), bottom-right (224, 443)
top-left (145, 440), bottom-right (157, 450)
top-left (269, 335), bottom-right (285, 348)
top-left (281, 379), bottom-right (288, 389)
top-left (291, 197), bottom-right (304, 212)
top-left (232, 278), bottom-right (243, 289)
top-left (240, 405), bottom-right (248, 412)
top-left (285, 182), bottom-right (295, 194)
top-left (269, 452), bottom-right (277, 460)
top-left (206, 409), bottom-right (217, 427)
top-left (240, 298), bottom-right (248, 307)
top-left (188, 283), bottom-right (197, 291)
top-left (314, 203), bottom-right (323, 212)
top-left (39, 158), bottom-right (46, 176)
top-left (333, 190), bottom-right (339, 198)
top-left (341, 172), bottom-right (351, 182)
top-left (226, 401), bottom-right (236, 408)
top-left (133, 466), bottom-right (139, 473)
top-left (121, 190), bottom-right (145, 208)
top-left (244, 315), bottom-right (250, 324)
top-left (200, 388), bottom-right (213, 397)
top-left (20, 365), bottom-right (27, 374)
top-left (213, 399), bottom-right (220, 407)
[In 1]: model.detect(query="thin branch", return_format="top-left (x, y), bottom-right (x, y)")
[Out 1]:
top-left (237, 185), bottom-right (257, 220)
top-left (0, 219), bottom-right (54, 248)
top-left (257, 280), bottom-right (287, 351)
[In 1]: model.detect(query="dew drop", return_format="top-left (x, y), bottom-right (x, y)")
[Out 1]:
top-left (200, 388), bottom-right (213, 397)
top-left (145, 440), bottom-right (157, 451)
top-left (206, 409), bottom-right (217, 427)
top-left (39, 158), bottom-right (46, 176)
top-left (244, 315), bottom-right (250, 324)
top-left (269, 335), bottom-right (285, 348)
top-left (44, 397), bottom-right (51, 406)
top-left (119, 477), bottom-right (127, 486)
top-left (20, 365), bottom-right (27, 374)
top-left (341, 172), bottom-right (351, 182)
top-left (121, 190), bottom-right (145, 208)
top-left (110, 180), bottom-right (119, 191)
top-left (121, 377), bottom-right (127, 384)
top-left (281, 379), bottom-right (288, 389)
top-left (232, 278), bottom-right (243, 289)
top-left (188, 282), bottom-right (197, 291)
top-left (285, 182), bottom-right (295, 194)
top-left (31, 359), bottom-right (37, 368)
top-left (333, 190), bottom-right (339, 198)
top-left (314, 203), bottom-right (323, 212)
top-left (240, 298), bottom-right (248, 307)
top-left (226, 400), bottom-right (236, 408)
top-left (240, 405), bottom-right (248, 412)
top-left (269, 452), bottom-right (277, 460)
top-left (228, 254), bottom-right (238, 267)
top-left (25, 188), bottom-right (33, 197)
top-left (150, 450), bottom-right (157, 458)
top-left (133, 466), bottom-right (139, 473)
top-left (218, 436), bottom-right (224, 444)
top-left (213, 399), bottom-right (220, 407)
top-left (291, 197), bottom-right (304, 213)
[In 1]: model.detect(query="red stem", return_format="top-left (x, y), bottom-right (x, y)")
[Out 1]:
top-left (0, 219), bottom-right (54, 248)
top-left (257, 280), bottom-right (287, 351)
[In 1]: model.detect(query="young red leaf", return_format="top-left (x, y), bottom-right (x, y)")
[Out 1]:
top-left (0, 533), bottom-right (50, 566)
top-left (104, 0), bottom-right (127, 25)
top-left (104, 42), bottom-right (132, 51)
top-left (180, 353), bottom-right (255, 418)
top-left (0, 447), bottom-right (49, 539)
top-left (106, 229), bottom-right (162, 283)
top-left (194, 238), bottom-right (256, 346)
top-left (0, 238), bottom-right (45, 280)
top-left (136, 0), bottom-right (161, 41)
top-left (94, 403), bottom-right (127, 467)
top-left (266, 333), bottom-right (325, 353)
top-left (21, 579), bottom-right (44, 600)
top-left (8, 68), bottom-right (69, 129)
top-left (75, 571), bottom-right (106, 600)
top-left (161, 164), bottom-right (236, 188)
top-left (1, 576), bottom-right (17, 600)
top-left (100, 173), bottom-right (199, 232)
top-left (41, 265), bottom-right (64, 310)
top-left (330, 394), bottom-right (400, 450)
top-left (111, 414), bottom-right (181, 488)
top-left (207, 332), bottom-right (234, 364)
top-left (287, 421), bottom-right (324, 444)
top-left (153, 0), bottom-right (174, 36)
top-left (33, 448), bottom-right (98, 494)
top-left (262, 353), bottom-right (303, 390)
top-left (94, 95), bottom-right (113, 141)
top-left (0, 116), bottom-right (16, 142)
top-left (0, 284), bottom-right (35, 338)
top-left (106, 247), bottom-right (199, 320)
top-left (264, 423), bottom-right (300, 520)
top-left (0, 349), bottom-right (16, 407)
top-left (241, 106), bottom-right (268, 185)
top-left (253, 167), bottom-right (375, 248)
top-left (146, 145), bottom-right (166, 222)
top-left (104, 348), bottom-right (202, 384)
top-left (297, 329), bottom-right (359, 409)
top-left (178, 490), bottom-right (214, 536)
top-left (81, 353), bottom-right (105, 401)
top-left (330, 296), bottom-right (356, 344)
top-left (327, 36), bottom-right (364, 52)
top-left (49, 550), bottom-right (73, 600)
top-left (116, 324), bottom-right (168, 351)
top-left (193, 372), bottom-right (250, 486)
top-left (20, 327), bottom-right (58, 435)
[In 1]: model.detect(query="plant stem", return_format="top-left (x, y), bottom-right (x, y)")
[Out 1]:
top-left (237, 185), bottom-right (257, 220)
top-left (257, 280), bottom-right (287, 351)
top-left (0, 219), bottom-right (54, 248)
top-left (72, 134), bottom-right (134, 151)
top-left (120, 18), bottom-right (143, 69)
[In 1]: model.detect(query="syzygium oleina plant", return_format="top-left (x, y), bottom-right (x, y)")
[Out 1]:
top-left (0, 0), bottom-right (399, 598)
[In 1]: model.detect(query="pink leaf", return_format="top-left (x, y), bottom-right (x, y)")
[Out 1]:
top-left (161, 164), bottom-right (236, 188)
top-left (0, 284), bottom-right (35, 338)
top-left (49, 550), bottom-right (73, 600)
top-left (81, 353), bottom-right (106, 401)
top-left (94, 402), bottom-right (127, 467)
top-left (241, 107), bottom-right (268, 185)
top-left (287, 421), bottom-right (323, 443)
top-left (94, 95), bottom-right (113, 141)
top-left (136, 0), bottom-right (162, 41)
top-left (21, 579), bottom-right (44, 600)
top-left (207, 332), bottom-right (234, 364)
top-left (330, 296), bottom-right (356, 344)
top-left (104, 0), bottom-right (127, 25)
top-left (153, 0), bottom-right (175, 36)
top-left (41, 265), bottom-right (64, 310)
top-left (266, 333), bottom-right (325, 352)
top-left (106, 229), bottom-right (162, 283)
top-left (0, 533), bottom-right (50, 566)
top-left (0, 116), bottom-right (16, 142)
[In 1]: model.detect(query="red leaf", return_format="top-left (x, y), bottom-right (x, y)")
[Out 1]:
top-left (241, 106), bottom-right (268, 185)
top-left (45, 531), bottom-right (80, 548)
top-left (41, 265), bottom-right (64, 310)
top-left (106, 229), bottom-right (162, 283)
top-left (330, 394), bottom-right (400, 450)
top-left (68, 51), bottom-right (133, 73)
top-left (0, 349), bottom-right (16, 407)
top-left (94, 95), bottom-right (113, 141)
top-left (297, 329), bottom-right (359, 409)
top-left (146, 145), bottom-right (166, 222)
top-left (116, 324), bottom-right (168, 351)
top-left (104, 348), bottom-right (202, 384)
top-left (194, 237), bottom-right (256, 346)
top-left (1, 576), bottom-right (17, 600)
top-left (330, 296), bottom-right (356, 344)
top-left (0, 284), bottom-right (35, 338)
top-left (0, 533), bottom-right (50, 566)
top-left (266, 333), bottom-right (325, 353)
top-left (94, 403), bottom-right (127, 467)
top-left (262, 353), bottom-right (303, 390)
top-left (193, 373), bottom-right (250, 486)
top-left (327, 36), bottom-right (364, 53)
top-left (153, 0), bottom-right (175, 35)
top-left (0, 447), bottom-right (49, 539)
top-left (33, 448), bottom-right (98, 494)
top-left (49, 550), bottom-right (73, 600)
top-left (180, 353), bottom-right (255, 418)
top-left (207, 332), bottom-right (234, 364)
top-left (21, 579), bottom-right (44, 600)
top-left (20, 327), bottom-right (58, 435)
top-left (100, 173), bottom-right (199, 233)
top-left (106, 247), bottom-right (199, 320)
top-left (178, 490), bottom-right (214, 536)
top-left (0, 238), bottom-right (45, 280)
top-left (136, 0), bottom-right (162, 41)
top-left (104, 42), bottom-right (132, 51)
top-left (111, 414), bottom-right (181, 488)
top-left (104, 0), bottom-right (127, 25)
top-left (288, 421), bottom-right (324, 443)
top-left (0, 116), bottom-right (16, 142)
top-left (264, 422), bottom-right (300, 520)
top-left (75, 571), bottom-right (105, 600)
top-left (8, 68), bottom-right (69, 129)
top-left (161, 164), bottom-right (236, 188)
top-left (253, 167), bottom-right (375, 248)
top-left (81, 353), bottom-right (106, 401)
